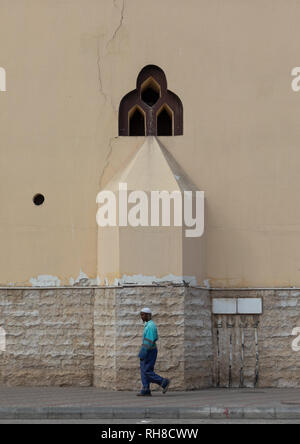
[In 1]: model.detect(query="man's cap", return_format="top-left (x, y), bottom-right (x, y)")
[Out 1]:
top-left (141, 307), bottom-right (152, 314)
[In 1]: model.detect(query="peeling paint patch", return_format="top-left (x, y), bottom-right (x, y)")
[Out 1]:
top-left (69, 270), bottom-right (100, 286)
top-left (111, 274), bottom-right (197, 286)
top-left (204, 279), bottom-right (211, 289)
top-left (29, 275), bottom-right (61, 287)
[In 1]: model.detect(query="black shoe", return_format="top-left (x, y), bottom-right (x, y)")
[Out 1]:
top-left (161, 378), bottom-right (171, 394)
top-left (136, 392), bottom-right (152, 396)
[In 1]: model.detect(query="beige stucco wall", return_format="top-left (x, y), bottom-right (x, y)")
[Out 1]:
top-left (1, 0), bottom-right (300, 287)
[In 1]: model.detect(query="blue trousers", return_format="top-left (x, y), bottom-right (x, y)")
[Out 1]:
top-left (140, 348), bottom-right (164, 391)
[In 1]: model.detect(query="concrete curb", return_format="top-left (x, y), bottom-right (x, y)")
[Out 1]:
top-left (1, 406), bottom-right (300, 420)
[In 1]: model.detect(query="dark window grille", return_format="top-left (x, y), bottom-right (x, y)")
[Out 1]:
top-left (119, 65), bottom-right (183, 136)
top-left (157, 106), bottom-right (173, 136)
top-left (129, 107), bottom-right (145, 136)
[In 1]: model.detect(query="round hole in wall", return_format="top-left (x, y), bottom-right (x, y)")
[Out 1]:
top-left (33, 194), bottom-right (45, 206)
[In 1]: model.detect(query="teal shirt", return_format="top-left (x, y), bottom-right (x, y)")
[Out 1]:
top-left (142, 319), bottom-right (158, 349)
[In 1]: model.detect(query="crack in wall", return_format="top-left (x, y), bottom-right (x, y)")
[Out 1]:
top-left (96, 0), bottom-right (126, 190)
top-left (97, 37), bottom-right (119, 114)
top-left (96, 0), bottom-right (126, 108)
top-left (97, 38), bottom-right (109, 103)
top-left (106, 0), bottom-right (126, 50)
top-left (99, 136), bottom-right (116, 188)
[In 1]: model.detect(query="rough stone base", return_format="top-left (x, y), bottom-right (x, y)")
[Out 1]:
top-left (211, 289), bottom-right (300, 388)
top-left (0, 288), bottom-right (94, 386)
top-left (1, 286), bottom-right (300, 388)
top-left (94, 286), bottom-right (212, 391)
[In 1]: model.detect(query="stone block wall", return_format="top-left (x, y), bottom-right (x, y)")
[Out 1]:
top-left (1, 286), bottom-right (300, 388)
top-left (0, 288), bottom-right (94, 386)
top-left (211, 289), bottom-right (300, 388)
top-left (94, 285), bottom-right (212, 391)
top-left (184, 288), bottom-right (212, 389)
top-left (93, 288), bottom-right (116, 388)
top-left (115, 286), bottom-right (186, 391)
top-left (94, 286), bottom-right (185, 390)
top-left (259, 290), bottom-right (300, 387)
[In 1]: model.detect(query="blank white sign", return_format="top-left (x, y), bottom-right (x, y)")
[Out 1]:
top-left (237, 298), bottom-right (262, 314)
top-left (212, 298), bottom-right (237, 314)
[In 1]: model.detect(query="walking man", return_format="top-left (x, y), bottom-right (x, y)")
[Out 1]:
top-left (137, 307), bottom-right (170, 396)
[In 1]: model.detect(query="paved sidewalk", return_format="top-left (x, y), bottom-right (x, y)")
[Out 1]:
top-left (0, 387), bottom-right (300, 420)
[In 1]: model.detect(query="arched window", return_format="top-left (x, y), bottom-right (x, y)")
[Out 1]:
top-left (119, 65), bottom-right (183, 136)
top-left (141, 77), bottom-right (161, 106)
top-left (129, 106), bottom-right (145, 136)
top-left (157, 104), bottom-right (173, 136)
